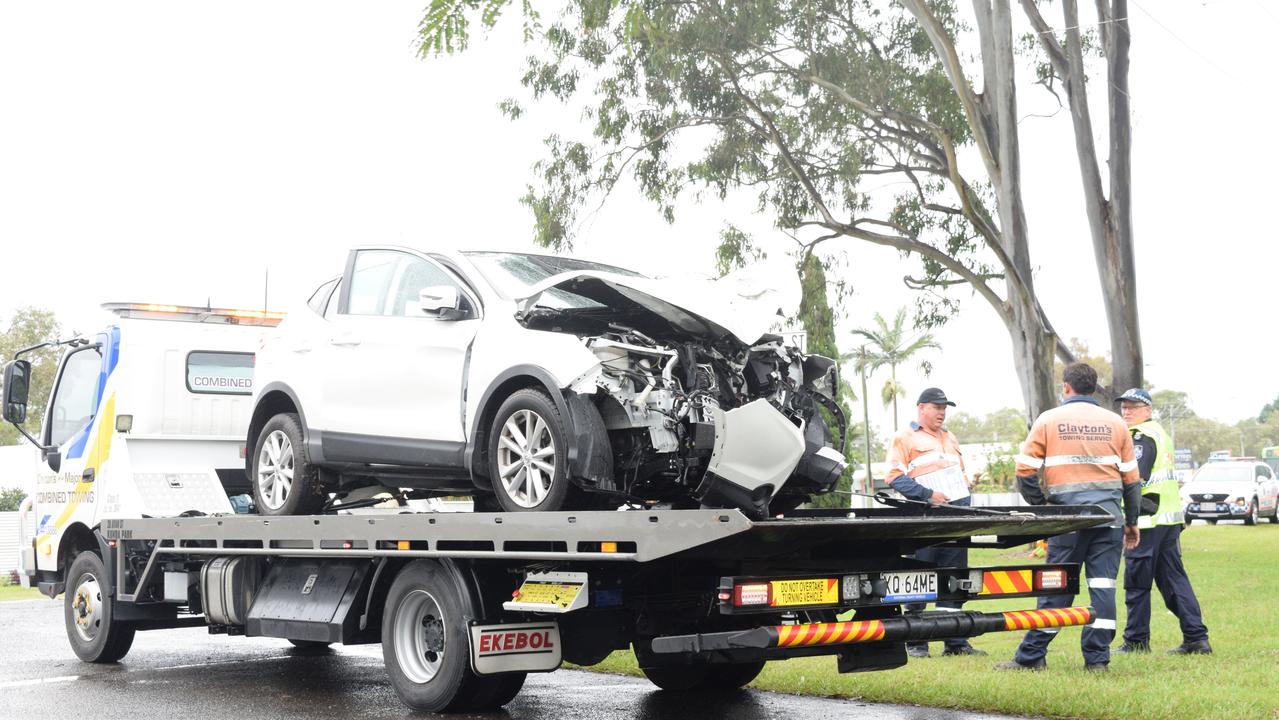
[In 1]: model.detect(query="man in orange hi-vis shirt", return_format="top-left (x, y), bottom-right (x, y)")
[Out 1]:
top-left (995, 363), bottom-right (1142, 673)
top-left (885, 387), bottom-right (984, 659)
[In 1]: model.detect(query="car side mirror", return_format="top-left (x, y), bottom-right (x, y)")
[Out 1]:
top-left (418, 286), bottom-right (465, 320)
top-left (3, 359), bottom-right (31, 424)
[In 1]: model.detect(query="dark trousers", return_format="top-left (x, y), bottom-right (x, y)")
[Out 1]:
top-left (1015, 525), bottom-right (1122, 666)
top-left (1123, 524), bottom-right (1208, 644)
top-left (905, 496), bottom-right (972, 652)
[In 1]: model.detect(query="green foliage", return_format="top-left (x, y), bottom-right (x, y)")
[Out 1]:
top-left (1259, 394), bottom-right (1279, 424)
top-left (0, 487), bottom-right (25, 512)
top-left (947, 407), bottom-right (1029, 444)
top-left (418, 0), bottom-right (540, 56)
top-left (712, 225), bottom-right (766, 277)
top-left (0, 307), bottom-right (62, 447)
top-left (1053, 337), bottom-right (1113, 392)
top-left (420, 0), bottom-right (996, 327)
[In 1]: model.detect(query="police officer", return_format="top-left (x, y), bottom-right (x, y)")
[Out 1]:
top-left (1114, 387), bottom-right (1211, 655)
top-left (995, 363), bottom-right (1142, 672)
top-left (885, 387), bottom-right (985, 658)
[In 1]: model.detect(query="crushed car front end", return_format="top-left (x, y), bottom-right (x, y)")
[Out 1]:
top-left (478, 260), bottom-right (846, 518)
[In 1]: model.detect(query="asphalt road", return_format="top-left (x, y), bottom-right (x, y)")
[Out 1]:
top-left (0, 598), bottom-right (1027, 720)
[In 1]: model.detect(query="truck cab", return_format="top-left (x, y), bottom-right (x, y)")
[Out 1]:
top-left (4, 303), bottom-right (283, 595)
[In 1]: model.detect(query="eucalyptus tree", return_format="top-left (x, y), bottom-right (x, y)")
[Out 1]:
top-left (420, 0), bottom-right (1142, 416)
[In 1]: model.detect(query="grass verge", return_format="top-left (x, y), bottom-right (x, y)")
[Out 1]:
top-left (0, 582), bottom-right (45, 602)
top-left (584, 523), bottom-right (1279, 720)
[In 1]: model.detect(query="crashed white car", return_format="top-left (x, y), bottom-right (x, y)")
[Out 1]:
top-left (247, 247), bottom-right (846, 517)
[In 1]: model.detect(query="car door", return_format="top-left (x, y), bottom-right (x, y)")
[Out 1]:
top-left (318, 248), bottom-right (481, 467)
top-left (1257, 464), bottom-right (1279, 514)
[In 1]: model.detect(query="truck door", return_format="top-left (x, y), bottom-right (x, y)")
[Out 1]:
top-left (33, 333), bottom-right (113, 567)
top-left (319, 249), bottom-right (480, 466)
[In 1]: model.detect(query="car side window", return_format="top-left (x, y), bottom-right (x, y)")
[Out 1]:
top-left (47, 346), bottom-right (103, 447)
top-left (347, 250), bottom-right (400, 315)
top-left (1257, 465), bottom-right (1273, 480)
top-left (324, 280), bottom-right (342, 320)
top-left (307, 278), bottom-right (339, 316)
top-left (346, 250), bottom-right (474, 318)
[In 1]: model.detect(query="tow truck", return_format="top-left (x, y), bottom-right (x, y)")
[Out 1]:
top-left (4, 304), bottom-right (1109, 712)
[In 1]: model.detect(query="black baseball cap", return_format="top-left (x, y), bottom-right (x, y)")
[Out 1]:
top-left (1115, 388), bottom-right (1153, 406)
top-left (917, 388), bottom-right (955, 406)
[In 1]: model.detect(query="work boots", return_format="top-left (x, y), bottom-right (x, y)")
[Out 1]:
top-left (1115, 640), bottom-right (1150, 654)
top-left (1167, 638), bottom-right (1212, 655)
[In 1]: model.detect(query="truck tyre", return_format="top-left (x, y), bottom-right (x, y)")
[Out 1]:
top-left (382, 560), bottom-right (526, 712)
top-left (253, 413), bottom-right (324, 516)
top-left (64, 551), bottom-right (135, 663)
top-left (641, 660), bottom-right (765, 692)
top-left (640, 664), bottom-right (711, 691)
top-left (488, 389), bottom-right (571, 512)
top-left (702, 661), bottom-right (766, 689)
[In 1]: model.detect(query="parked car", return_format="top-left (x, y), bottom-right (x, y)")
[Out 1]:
top-left (246, 247), bottom-right (847, 518)
top-left (1180, 459), bottom-right (1279, 525)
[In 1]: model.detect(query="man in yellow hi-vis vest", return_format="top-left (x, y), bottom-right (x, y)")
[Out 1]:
top-left (1115, 388), bottom-right (1211, 655)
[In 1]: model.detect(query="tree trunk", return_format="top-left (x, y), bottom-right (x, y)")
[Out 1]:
top-left (1059, 0), bottom-right (1142, 398)
top-left (861, 360), bottom-right (872, 494)
top-left (1101, 0), bottom-right (1141, 396)
top-left (890, 364), bottom-right (899, 432)
top-left (1006, 295), bottom-right (1058, 422)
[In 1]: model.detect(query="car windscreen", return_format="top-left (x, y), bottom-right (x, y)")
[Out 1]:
top-left (463, 252), bottom-right (645, 309)
top-left (1190, 464), bottom-right (1252, 483)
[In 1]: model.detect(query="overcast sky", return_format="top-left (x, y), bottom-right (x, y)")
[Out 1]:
top-left (0, 1), bottom-right (1274, 437)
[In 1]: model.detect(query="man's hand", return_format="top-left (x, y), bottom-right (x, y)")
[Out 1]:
top-left (929, 491), bottom-right (950, 505)
top-left (1123, 525), bottom-right (1140, 551)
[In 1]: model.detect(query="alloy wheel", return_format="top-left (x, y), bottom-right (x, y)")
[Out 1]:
top-left (496, 409), bottom-right (556, 508)
top-left (257, 429), bottom-right (295, 511)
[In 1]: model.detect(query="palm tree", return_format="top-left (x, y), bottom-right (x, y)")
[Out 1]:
top-left (852, 308), bottom-right (940, 432)
top-left (840, 345), bottom-right (879, 494)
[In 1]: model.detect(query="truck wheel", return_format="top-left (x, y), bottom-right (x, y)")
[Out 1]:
top-left (382, 560), bottom-right (526, 712)
top-left (702, 661), bottom-right (766, 689)
top-left (488, 389), bottom-right (570, 512)
top-left (253, 413), bottom-right (324, 516)
top-left (64, 551), bottom-right (135, 663)
top-left (641, 664), bottom-right (711, 691)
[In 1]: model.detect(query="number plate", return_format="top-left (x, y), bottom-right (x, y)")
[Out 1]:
top-left (1198, 503), bottom-right (1217, 512)
top-left (882, 571), bottom-right (938, 602)
top-left (770, 578), bottom-right (839, 607)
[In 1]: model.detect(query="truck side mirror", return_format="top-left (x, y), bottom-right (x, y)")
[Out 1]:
top-left (45, 448), bottom-right (61, 473)
top-left (2, 359), bottom-right (31, 424)
top-left (418, 286), bottom-right (464, 320)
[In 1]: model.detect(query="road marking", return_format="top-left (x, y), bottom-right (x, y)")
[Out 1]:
top-left (0, 675), bottom-right (80, 689)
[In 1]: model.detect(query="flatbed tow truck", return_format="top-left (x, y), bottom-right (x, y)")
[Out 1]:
top-left (3, 304), bottom-right (1110, 712)
top-left (75, 503), bottom-right (1106, 712)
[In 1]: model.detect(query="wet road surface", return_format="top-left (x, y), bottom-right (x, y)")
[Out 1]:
top-left (0, 599), bottom-right (1030, 719)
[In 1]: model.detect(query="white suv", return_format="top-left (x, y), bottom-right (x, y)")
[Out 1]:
top-left (246, 247), bottom-right (846, 518)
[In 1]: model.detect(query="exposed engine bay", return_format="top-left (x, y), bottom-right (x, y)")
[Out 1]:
top-left (520, 300), bottom-right (847, 518)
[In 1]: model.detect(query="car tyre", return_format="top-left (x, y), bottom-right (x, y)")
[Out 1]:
top-left (1244, 498), bottom-right (1258, 526)
top-left (64, 551), bottom-right (136, 663)
top-left (253, 413), bottom-right (325, 516)
top-left (488, 389), bottom-right (572, 512)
